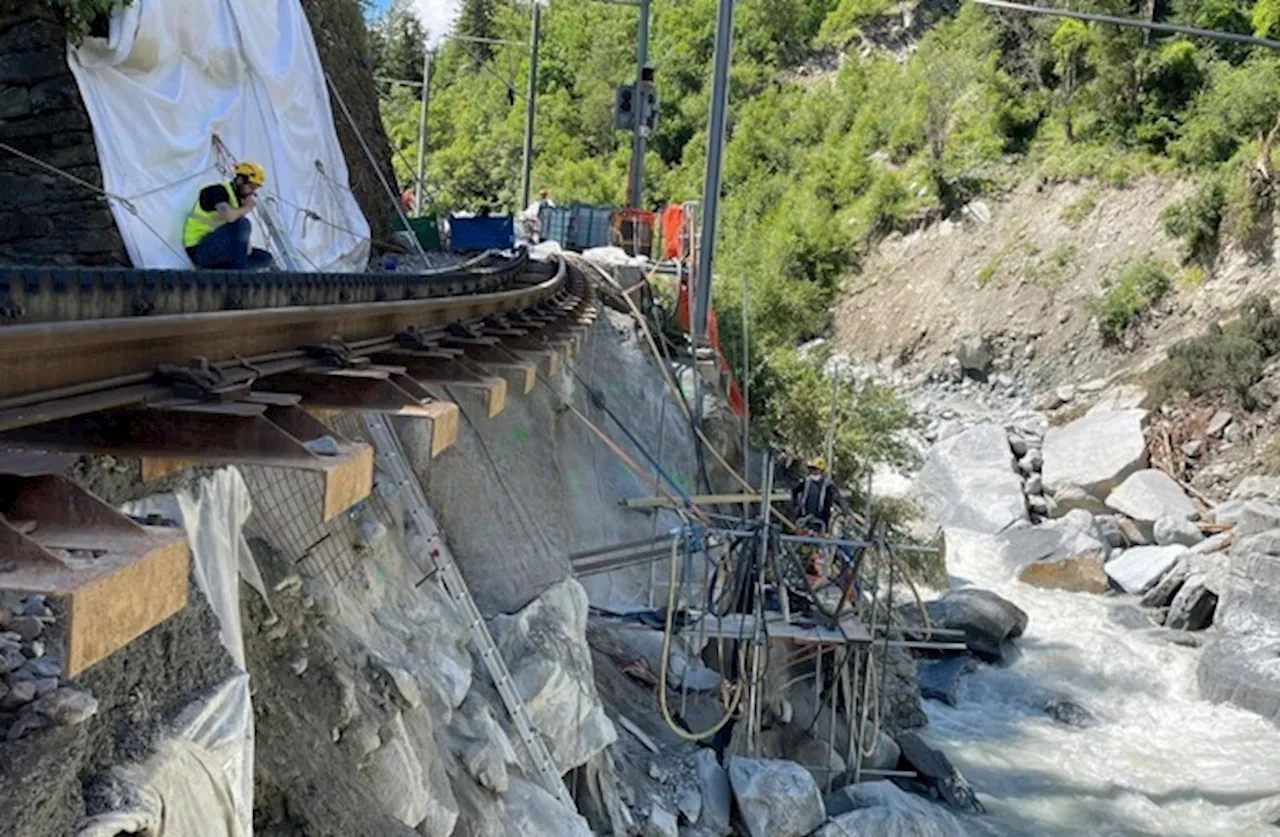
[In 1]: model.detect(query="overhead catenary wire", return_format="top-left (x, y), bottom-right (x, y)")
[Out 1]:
top-left (972, 0), bottom-right (1280, 49)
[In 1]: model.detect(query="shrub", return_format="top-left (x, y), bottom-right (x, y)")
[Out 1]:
top-left (1154, 295), bottom-right (1280, 405)
top-left (1160, 179), bottom-right (1226, 265)
top-left (29, 0), bottom-right (132, 42)
top-left (1060, 191), bottom-right (1098, 225)
top-left (753, 347), bottom-right (910, 490)
top-left (1091, 255), bottom-right (1172, 341)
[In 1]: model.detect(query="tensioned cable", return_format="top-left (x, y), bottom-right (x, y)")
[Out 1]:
top-left (0, 140), bottom-right (190, 263)
top-left (972, 0), bottom-right (1280, 49)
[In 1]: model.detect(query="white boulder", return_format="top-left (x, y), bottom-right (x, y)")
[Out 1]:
top-left (489, 579), bottom-right (617, 772)
top-left (1154, 515), bottom-right (1204, 547)
top-left (727, 757), bottom-right (825, 837)
top-left (914, 424), bottom-right (1028, 534)
top-left (1105, 470), bottom-right (1196, 535)
top-left (1042, 410), bottom-right (1148, 500)
top-left (1105, 545), bottom-right (1188, 594)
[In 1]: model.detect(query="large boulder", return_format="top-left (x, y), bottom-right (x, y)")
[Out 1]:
top-left (1166, 575), bottom-right (1217, 631)
top-left (1105, 470), bottom-right (1196, 537)
top-left (922, 587), bottom-right (1028, 663)
top-left (999, 510), bottom-right (1111, 568)
top-left (1199, 529), bottom-right (1280, 723)
top-left (914, 424), bottom-right (1028, 534)
top-left (1087, 384), bottom-right (1152, 416)
top-left (1154, 515), bottom-right (1204, 547)
top-left (895, 733), bottom-right (984, 814)
top-left (693, 749), bottom-right (732, 836)
top-left (1042, 410), bottom-right (1148, 500)
top-left (1017, 552), bottom-right (1109, 594)
top-left (953, 333), bottom-right (992, 377)
top-left (727, 757), bottom-right (825, 837)
top-left (918, 655), bottom-right (979, 705)
top-left (1235, 501), bottom-right (1280, 540)
top-left (1105, 545), bottom-right (1187, 595)
top-left (1048, 485), bottom-right (1111, 518)
top-left (1230, 475), bottom-right (1280, 504)
top-left (819, 781), bottom-right (969, 837)
top-left (489, 579), bottom-right (617, 772)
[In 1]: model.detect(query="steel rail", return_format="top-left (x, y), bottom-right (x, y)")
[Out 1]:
top-left (0, 256), bottom-right (569, 405)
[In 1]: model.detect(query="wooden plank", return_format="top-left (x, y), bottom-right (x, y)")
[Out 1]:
top-left (65, 533), bottom-right (189, 675)
top-left (478, 361), bottom-right (536, 395)
top-left (322, 442), bottom-right (373, 522)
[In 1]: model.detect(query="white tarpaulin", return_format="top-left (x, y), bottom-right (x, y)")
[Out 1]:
top-left (77, 469), bottom-right (260, 837)
top-left (66, 0), bottom-right (370, 271)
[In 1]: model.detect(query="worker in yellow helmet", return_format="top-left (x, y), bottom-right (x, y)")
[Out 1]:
top-left (791, 456), bottom-right (851, 531)
top-left (183, 161), bottom-right (274, 270)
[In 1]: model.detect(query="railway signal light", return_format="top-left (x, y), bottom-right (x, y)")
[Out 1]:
top-left (615, 85), bottom-right (636, 130)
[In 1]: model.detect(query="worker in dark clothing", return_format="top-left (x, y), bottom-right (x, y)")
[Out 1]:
top-left (184, 161), bottom-right (274, 271)
top-left (791, 457), bottom-right (852, 531)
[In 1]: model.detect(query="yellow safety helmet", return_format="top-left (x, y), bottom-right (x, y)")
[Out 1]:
top-left (808, 456), bottom-right (827, 471)
top-left (233, 161), bottom-right (266, 187)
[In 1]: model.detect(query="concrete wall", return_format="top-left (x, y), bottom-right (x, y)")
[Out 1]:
top-left (405, 306), bottom-right (740, 616)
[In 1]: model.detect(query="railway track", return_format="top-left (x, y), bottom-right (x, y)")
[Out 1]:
top-left (0, 248), bottom-right (597, 523)
top-left (0, 249), bottom-right (598, 675)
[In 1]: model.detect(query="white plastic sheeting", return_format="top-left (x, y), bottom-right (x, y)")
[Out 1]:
top-left (79, 469), bottom-right (258, 837)
top-left (66, 0), bottom-right (370, 271)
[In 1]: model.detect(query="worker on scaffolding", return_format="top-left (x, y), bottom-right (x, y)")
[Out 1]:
top-left (791, 456), bottom-right (856, 603)
top-left (791, 456), bottom-right (851, 532)
top-left (184, 161), bottom-right (275, 271)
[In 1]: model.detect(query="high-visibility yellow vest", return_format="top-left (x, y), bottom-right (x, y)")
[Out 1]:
top-left (182, 182), bottom-right (239, 248)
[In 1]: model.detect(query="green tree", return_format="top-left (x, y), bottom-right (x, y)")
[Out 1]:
top-left (455, 0), bottom-right (501, 64)
top-left (370, 0), bottom-right (428, 82)
top-left (1051, 20), bottom-right (1093, 142)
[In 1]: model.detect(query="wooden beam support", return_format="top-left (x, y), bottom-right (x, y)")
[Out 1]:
top-left (0, 457), bottom-right (189, 676)
top-left (0, 402), bottom-right (372, 522)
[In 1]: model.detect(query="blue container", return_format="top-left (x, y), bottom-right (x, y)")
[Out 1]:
top-left (539, 206), bottom-right (573, 247)
top-left (449, 215), bottom-right (514, 252)
top-left (571, 205), bottom-right (613, 250)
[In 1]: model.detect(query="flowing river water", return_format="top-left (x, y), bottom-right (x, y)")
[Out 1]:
top-left (918, 532), bottom-right (1280, 836)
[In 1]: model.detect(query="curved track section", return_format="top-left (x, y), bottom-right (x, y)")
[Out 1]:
top-left (0, 253), bottom-right (590, 423)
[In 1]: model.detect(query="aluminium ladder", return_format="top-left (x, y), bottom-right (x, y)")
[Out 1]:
top-left (362, 414), bottom-right (577, 812)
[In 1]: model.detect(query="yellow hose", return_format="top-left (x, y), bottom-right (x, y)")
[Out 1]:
top-left (658, 531), bottom-right (745, 741)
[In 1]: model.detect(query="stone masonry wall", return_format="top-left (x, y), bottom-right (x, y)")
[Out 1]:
top-left (0, 15), bottom-right (129, 267)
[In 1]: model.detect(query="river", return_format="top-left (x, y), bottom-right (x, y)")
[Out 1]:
top-left (921, 531), bottom-right (1280, 836)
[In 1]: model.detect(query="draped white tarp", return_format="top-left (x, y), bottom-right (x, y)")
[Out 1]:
top-left (67, 0), bottom-right (370, 271)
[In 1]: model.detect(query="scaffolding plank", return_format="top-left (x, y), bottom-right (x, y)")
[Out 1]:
top-left (689, 613), bottom-right (872, 645)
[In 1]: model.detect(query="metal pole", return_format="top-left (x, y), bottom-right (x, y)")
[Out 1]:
top-left (414, 49), bottom-right (433, 215)
top-left (747, 448), bottom-right (774, 756)
top-left (740, 273), bottom-right (750, 521)
top-left (693, 0), bottom-right (734, 346)
top-left (520, 3), bottom-right (541, 210)
top-left (824, 371), bottom-right (839, 470)
top-left (628, 0), bottom-right (651, 208)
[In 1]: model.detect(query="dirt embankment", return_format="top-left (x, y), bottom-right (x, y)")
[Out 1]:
top-left (833, 176), bottom-right (1280, 389)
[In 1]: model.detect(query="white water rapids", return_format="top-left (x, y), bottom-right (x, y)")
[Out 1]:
top-left (917, 533), bottom-right (1280, 837)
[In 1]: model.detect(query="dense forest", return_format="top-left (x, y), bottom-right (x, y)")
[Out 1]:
top-left (362, 0), bottom-right (1280, 475)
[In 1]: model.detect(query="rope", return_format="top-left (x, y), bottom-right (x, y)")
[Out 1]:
top-left (324, 71), bottom-right (431, 266)
top-left (577, 257), bottom-right (802, 532)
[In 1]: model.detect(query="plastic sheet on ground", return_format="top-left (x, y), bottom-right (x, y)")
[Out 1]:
top-left (77, 469), bottom-right (258, 837)
top-left (66, 0), bottom-right (369, 271)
